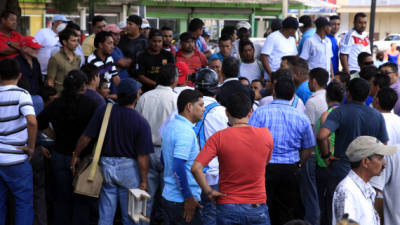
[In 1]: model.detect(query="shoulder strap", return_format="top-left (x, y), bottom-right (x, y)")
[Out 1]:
top-left (292, 95), bottom-right (299, 108)
top-left (194, 102), bottom-right (220, 150)
top-left (88, 103), bottom-right (113, 181)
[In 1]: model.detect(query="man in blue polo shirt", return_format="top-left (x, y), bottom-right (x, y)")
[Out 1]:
top-left (161, 89), bottom-right (205, 225)
top-left (209, 35), bottom-right (234, 62)
top-left (327, 15), bottom-right (340, 74)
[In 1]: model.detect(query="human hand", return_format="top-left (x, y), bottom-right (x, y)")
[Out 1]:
top-left (184, 197), bottom-right (203, 222)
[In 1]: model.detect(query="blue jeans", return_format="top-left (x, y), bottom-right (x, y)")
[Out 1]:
top-left (299, 154), bottom-right (320, 225)
top-left (98, 157), bottom-right (140, 225)
top-left (0, 161), bottom-right (34, 225)
top-left (216, 204), bottom-right (271, 225)
top-left (201, 184), bottom-right (218, 225)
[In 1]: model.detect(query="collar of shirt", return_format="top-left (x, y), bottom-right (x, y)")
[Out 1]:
top-left (223, 77), bottom-right (239, 84)
top-left (311, 89), bottom-right (326, 98)
top-left (155, 85), bottom-right (173, 91)
top-left (203, 96), bottom-right (218, 105)
top-left (176, 49), bottom-right (202, 58)
top-left (270, 99), bottom-right (291, 106)
top-left (174, 114), bottom-right (195, 127)
top-left (60, 47), bottom-right (77, 60)
top-left (348, 170), bottom-right (376, 201)
top-left (303, 28), bottom-right (316, 38)
top-left (313, 33), bottom-right (328, 43)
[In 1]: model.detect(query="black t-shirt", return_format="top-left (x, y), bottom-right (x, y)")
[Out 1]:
top-left (118, 34), bottom-right (148, 77)
top-left (137, 49), bottom-right (175, 92)
top-left (37, 94), bottom-right (98, 155)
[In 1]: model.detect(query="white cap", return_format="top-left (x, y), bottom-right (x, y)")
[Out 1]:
top-left (141, 19), bottom-right (151, 29)
top-left (118, 21), bottom-right (127, 29)
top-left (236, 21), bottom-right (251, 30)
top-left (346, 136), bottom-right (397, 162)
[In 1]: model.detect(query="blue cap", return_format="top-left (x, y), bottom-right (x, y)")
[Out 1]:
top-left (53, 15), bottom-right (69, 22)
top-left (117, 78), bottom-right (142, 96)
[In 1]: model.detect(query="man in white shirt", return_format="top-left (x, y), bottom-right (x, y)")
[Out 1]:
top-left (300, 17), bottom-right (333, 81)
top-left (35, 14), bottom-right (69, 77)
top-left (261, 16), bottom-right (298, 78)
top-left (135, 64), bottom-right (178, 224)
top-left (239, 40), bottom-right (263, 82)
top-left (332, 136), bottom-right (396, 225)
top-left (193, 68), bottom-right (228, 225)
top-left (0, 59), bottom-right (37, 225)
top-left (340, 12), bottom-right (370, 74)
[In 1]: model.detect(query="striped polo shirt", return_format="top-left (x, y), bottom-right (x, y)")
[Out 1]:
top-left (0, 85), bottom-right (35, 165)
top-left (87, 51), bottom-right (118, 87)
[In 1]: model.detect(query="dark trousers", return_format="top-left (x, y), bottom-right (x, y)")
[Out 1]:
top-left (266, 163), bottom-right (304, 225)
top-left (316, 166), bottom-right (330, 225)
top-left (162, 198), bottom-right (202, 225)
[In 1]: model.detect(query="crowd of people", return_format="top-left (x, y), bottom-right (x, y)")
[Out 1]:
top-left (0, 7), bottom-right (399, 225)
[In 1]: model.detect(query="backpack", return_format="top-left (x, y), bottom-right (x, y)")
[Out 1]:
top-left (193, 102), bottom-right (220, 150)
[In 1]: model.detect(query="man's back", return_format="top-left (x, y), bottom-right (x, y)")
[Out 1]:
top-left (217, 80), bottom-right (254, 107)
top-left (135, 85), bottom-right (177, 146)
top-left (196, 126), bottom-right (273, 204)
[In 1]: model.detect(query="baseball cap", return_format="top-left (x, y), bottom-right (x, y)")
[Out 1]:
top-left (141, 19), bottom-right (151, 29)
top-left (236, 21), bottom-right (251, 30)
top-left (53, 15), bottom-right (69, 22)
top-left (20, 36), bottom-right (43, 49)
top-left (282, 17), bottom-right (299, 30)
top-left (176, 62), bottom-right (189, 85)
top-left (104, 24), bottom-right (122, 33)
top-left (117, 78), bottom-right (142, 96)
top-left (346, 136), bottom-right (397, 162)
top-left (118, 21), bottom-right (127, 29)
top-left (299, 15), bottom-right (312, 28)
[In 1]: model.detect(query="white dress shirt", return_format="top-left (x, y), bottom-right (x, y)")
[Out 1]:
top-left (300, 33), bottom-right (333, 78)
top-left (261, 31), bottom-right (298, 75)
top-left (305, 89), bottom-right (328, 136)
top-left (35, 28), bottom-right (59, 75)
top-left (332, 170), bottom-right (380, 225)
top-left (135, 85), bottom-right (178, 146)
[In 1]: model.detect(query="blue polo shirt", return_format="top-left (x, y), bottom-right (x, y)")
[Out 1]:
top-left (327, 34), bottom-right (339, 74)
top-left (209, 52), bottom-right (231, 62)
top-left (298, 28), bottom-right (315, 54)
top-left (161, 114), bottom-right (201, 202)
top-left (296, 80), bottom-right (313, 104)
top-left (110, 47), bottom-right (130, 93)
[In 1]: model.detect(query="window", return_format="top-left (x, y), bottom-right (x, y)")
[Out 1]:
top-left (385, 35), bottom-right (393, 41)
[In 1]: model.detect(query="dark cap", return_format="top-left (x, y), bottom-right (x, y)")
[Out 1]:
top-left (299, 15), bottom-right (312, 28)
top-left (282, 17), bottom-right (299, 30)
top-left (315, 17), bottom-right (330, 29)
top-left (117, 78), bottom-right (142, 96)
top-left (270, 19), bottom-right (282, 32)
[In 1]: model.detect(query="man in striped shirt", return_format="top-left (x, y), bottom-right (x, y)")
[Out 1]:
top-left (0, 58), bottom-right (38, 225)
top-left (87, 31), bottom-right (120, 99)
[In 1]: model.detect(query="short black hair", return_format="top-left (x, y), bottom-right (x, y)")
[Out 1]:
top-left (66, 22), bottom-right (81, 31)
top-left (161, 26), bottom-right (173, 32)
top-left (156, 64), bottom-right (178, 86)
top-left (222, 56), bottom-right (240, 78)
top-left (239, 40), bottom-right (254, 53)
top-left (188, 18), bottom-right (204, 32)
top-left (251, 79), bottom-right (264, 86)
top-left (282, 55), bottom-right (298, 66)
top-left (177, 89), bottom-right (203, 114)
top-left (377, 87), bottom-right (398, 111)
top-left (357, 52), bottom-right (372, 65)
top-left (359, 65), bottom-right (379, 81)
top-left (270, 18), bottom-right (282, 32)
top-left (350, 160), bottom-right (362, 169)
top-left (299, 15), bottom-right (312, 28)
top-left (287, 57), bottom-right (309, 78)
top-left (226, 92), bottom-right (252, 119)
top-left (221, 26), bottom-right (236, 38)
top-left (380, 62), bottom-right (398, 73)
top-left (117, 94), bottom-right (137, 106)
top-left (59, 28), bottom-right (79, 46)
top-left (271, 69), bottom-right (293, 83)
top-left (92, 15), bottom-right (106, 27)
top-left (218, 34), bottom-right (232, 43)
top-left (309, 68), bottom-right (329, 88)
top-left (127, 15), bottom-right (142, 26)
top-left (372, 73), bottom-right (390, 89)
top-left (326, 81), bottom-right (345, 103)
top-left (0, 59), bottom-right (20, 80)
top-left (94, 31), bottom-right (112, 48)
top-left (348, 78), bottom-right (370, 102)
top-left (149, 29), bottom-right (163, 40)
top-left (329, 15), bottom-right (340, 21)
top-left (334, 71), bottom-right (350, 87)
top-left (180, 32), bottom-right (194, 42)
top-left (275, 77), bottom-right (296, 100)
top-left (0, 10), bottom-right (16, 20)
top-left (40, 85), bottom-right (57, 103)
top-left (354, 12), bottom-right (367, 23)
top-left (81, 64), bottom-right (99, 83)
top-left (239, 77), bottom-right (250, 85)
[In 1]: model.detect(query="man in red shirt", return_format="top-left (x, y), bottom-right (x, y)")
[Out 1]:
top-left (176, 32), bottom-right (207, 84)
top-left (0, 11), bottom-right (23, 60)
top-left (191, 92), bottom-right (273, 225)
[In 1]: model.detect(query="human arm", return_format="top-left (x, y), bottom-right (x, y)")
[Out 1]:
top-left (0, 45), bottom-right (19, 56)
top-left (137, 154), bottom-right (150, 191)
top-left (111, 75), bottom-right (121, 86)
top-left (115, 58), bottom-right (132, 69)
top-left (20, 115), bottom-right (37, 160)
top-left (137, 74), bottom-right (157, 88)
top-left (191, 161), bottom-right (225, 203)
top-left (340, 54), bottom-right (350, 74)
top-left (46, 57), bottom-right (57, 87)
top-left (70, 135), bottom-right (92, 174)
top-left (260, 54), bottom-right (272, 75)
top-left (300, 147), bottom-right (313, 165)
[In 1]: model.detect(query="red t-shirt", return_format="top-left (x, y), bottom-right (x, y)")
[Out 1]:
top-left (195, 126), bottom-right (273, 204)
top-left (176, 49), bottom-right (207, 76)
top-left (0, 31), bottom-right (23, 60)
